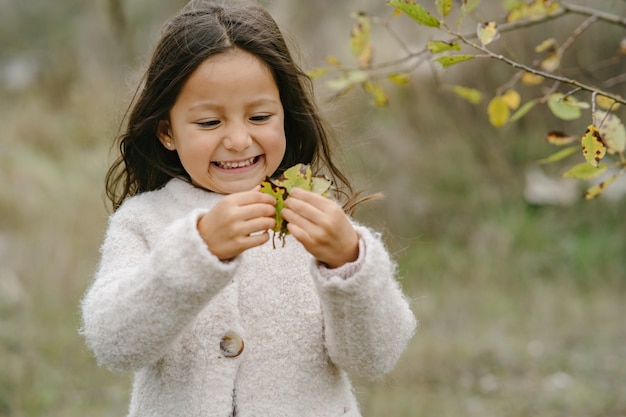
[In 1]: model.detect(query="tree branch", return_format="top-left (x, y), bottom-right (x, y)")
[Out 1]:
top-left (561, 2), bottom-right (626, 26)
top-left (450, 29), bottom-right (626, 105)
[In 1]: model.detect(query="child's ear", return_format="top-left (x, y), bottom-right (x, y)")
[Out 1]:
top-left (157, 120), bottom-right (176, 150)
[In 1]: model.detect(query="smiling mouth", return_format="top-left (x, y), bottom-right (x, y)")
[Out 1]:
top-left (213, 156), bottom-right (259, 169)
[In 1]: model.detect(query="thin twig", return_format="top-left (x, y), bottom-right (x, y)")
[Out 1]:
top-left (558, 14), bottom-right (598, 55)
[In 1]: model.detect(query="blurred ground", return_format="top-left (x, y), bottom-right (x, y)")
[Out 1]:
top-left (1, 1), bottom-right (625, 416)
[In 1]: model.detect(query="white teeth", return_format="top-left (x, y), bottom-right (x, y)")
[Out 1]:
top-left (216, 157), bottom-right (255, 169)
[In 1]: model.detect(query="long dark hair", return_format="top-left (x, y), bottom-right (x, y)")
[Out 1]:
top-left (105, 0), bottom-right (362, 211)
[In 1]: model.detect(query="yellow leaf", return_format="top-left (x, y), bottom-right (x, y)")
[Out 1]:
top-left (540, 51), bottom-right (561, 73)
top-left (488, 96), bottom-right (510, 127)
top-left (535, 37), bottom-right (557, 53)
top-left (391, 7), bottom-right (404, 17)
top-left (506, 7), bottom-right (526, 23)
top-left (581, 124), bottom-right (606, 167)
top-left (507, 1), bottom-right (562, 23)
top-left (527, 0), bottom-right (560, 20)
top-left (596, 95), bottom-right (621, 111)
top-left (584, 173), bottom-right (619, 199)
top-left (451, 85), bottom-right (482, 104)
top-left (350, 12), bottom-right (373, 69)
top-left (477, 21), bottom-right (499, 46)
top-left (545, 131), bottom-right (578, 146)
top-left (307, 67), bottom-right (329, 79)
top-left (388, 73), bottom-right (411, 86)
top-left (325, 55), bottom-right (343, 68)
top-left (501, 89), bottom-right (521, 110)
top-left (521, 72), bottom-right (544, 85)
top-left (363, 81), bottom-right (389, 107)
top-left (435, 0), bottom-right (452, 17)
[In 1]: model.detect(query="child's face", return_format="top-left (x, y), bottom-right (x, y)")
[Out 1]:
top-left (159, 49), bottom-right (286, 194)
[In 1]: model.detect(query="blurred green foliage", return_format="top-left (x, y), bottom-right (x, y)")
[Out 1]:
top-left (1, 1), bottom-right (624, 416)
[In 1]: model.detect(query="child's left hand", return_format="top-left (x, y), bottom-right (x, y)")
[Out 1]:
top-left (281, 187), bottom-right (359, 269)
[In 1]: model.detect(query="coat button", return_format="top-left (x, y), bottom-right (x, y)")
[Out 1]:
top-left (220, 332), bottom-right (244, 358)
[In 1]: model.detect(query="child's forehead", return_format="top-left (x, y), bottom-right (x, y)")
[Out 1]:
top-left (193, 49), bottom-right (273, 79)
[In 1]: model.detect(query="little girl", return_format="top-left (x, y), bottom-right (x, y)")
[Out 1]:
top-left (81, 1), bottom-right (416, 416)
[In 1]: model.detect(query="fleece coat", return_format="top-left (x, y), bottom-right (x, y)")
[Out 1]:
top-left (81, 178), bottom-right (416, 417)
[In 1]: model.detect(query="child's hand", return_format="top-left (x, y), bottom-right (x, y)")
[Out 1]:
top-left (197, 188), bottom-right (277, 261)
top-left (281, 187), bottom-right (359, 269)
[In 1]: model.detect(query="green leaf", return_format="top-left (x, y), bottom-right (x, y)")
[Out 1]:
top-left (509, 100), bottom-right (537, 122)
top-left (436, 0), bottom-right (452, 17)
top-left (487, 95), bottom-right (510, 127)
top-left (547, 93), bottom-right (582, 120)
top-left (387, 0), bottom-right (440, 27)
top-left (311, 176), bottom-right (333, 195)
top-left (427, 40), bottom-right (461, 53)
top-left (537, 146), bottom-right (579, 164)
top-left (325, 70), bottom-right (368, 91)
top-left (451, 85), bottom-right (482, 104)
top-left (562, 162), bottom-right (607, 179)
top-left (435, 55), bottom-right (475, 67)
top-left (581, 124), bottom-right (606, 167)
top-left (259, 181), bottom-right (287, 238)
top-left (461, 0), bottom-right (480, 14)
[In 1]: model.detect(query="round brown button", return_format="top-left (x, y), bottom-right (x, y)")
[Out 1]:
top-left (220, 332), bottom-right (244, 357)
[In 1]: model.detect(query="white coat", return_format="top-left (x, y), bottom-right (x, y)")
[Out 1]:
top-left (81, 178), bottom-right (416, 417)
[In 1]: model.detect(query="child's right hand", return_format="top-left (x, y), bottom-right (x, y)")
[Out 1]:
top-left (196, 188), bottom-right (277, 261)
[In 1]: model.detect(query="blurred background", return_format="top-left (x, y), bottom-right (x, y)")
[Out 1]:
top-left (1, 0), bottom-right (625, 416)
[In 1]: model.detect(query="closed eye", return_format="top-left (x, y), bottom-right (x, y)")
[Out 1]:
top-left (197, 120), bottom-right (220, 128)
top-left (250, 115), bottom-right (271, 122)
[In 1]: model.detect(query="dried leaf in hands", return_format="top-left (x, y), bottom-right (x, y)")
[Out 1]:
top-left (259, 163), bottom-right (333, 248)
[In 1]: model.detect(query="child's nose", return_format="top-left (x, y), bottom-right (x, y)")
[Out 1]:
top-left (223, 125), bottom-right (252, 151)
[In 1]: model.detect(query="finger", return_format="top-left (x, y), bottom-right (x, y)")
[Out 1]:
top-left (226, 231), bottom-right (271, 257)
top-left (246, 230), bottom-right (270, 247)
top-left (237, 202), bottom-right (277, 221)
top-left (230, 215), bottom-right (276, 237)
top-left (283, 196), bottom-right (324, 224)
top-left (231, 189), bottom-right (276, 206)
top-left (287, 187), bottom-right (328, 205)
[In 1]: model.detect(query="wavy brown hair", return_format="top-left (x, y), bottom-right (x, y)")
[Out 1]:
top-left (106, 0), bottom-right (370, 212)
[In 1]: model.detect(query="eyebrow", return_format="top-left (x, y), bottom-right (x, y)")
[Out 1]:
top-left (189, 97), bottom-right (280, 112)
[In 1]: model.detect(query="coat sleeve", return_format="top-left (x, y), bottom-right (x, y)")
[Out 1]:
top-left (80, 205), bottom-right (239, 372)
top-left (311, 225), bottom-right (417, 379)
